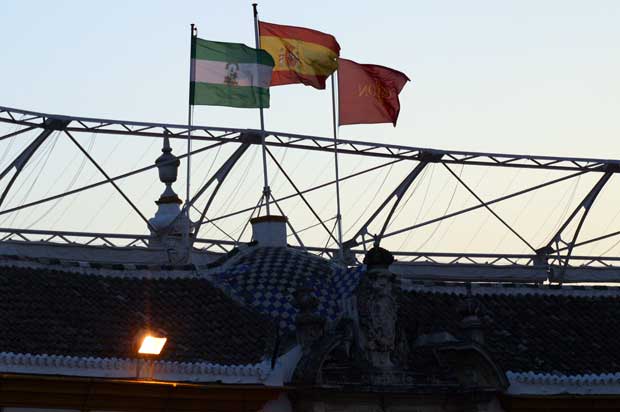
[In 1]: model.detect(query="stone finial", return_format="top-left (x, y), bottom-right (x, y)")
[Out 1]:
top-left (155, 133), bottom-right (181, 204)
top-left (458, 283), bottom-right (484, 345)
top-left (149, 134), bottom-right (183, 234)
top-left (148, 133), bottom-right (189, 262)
top-left (293, 285), bottom-right (325, 352)
top-left (363, 246), bottom-right (395, 269)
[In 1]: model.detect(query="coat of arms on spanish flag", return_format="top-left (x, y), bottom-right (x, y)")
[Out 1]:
top-left (258, 21), bottom-right (340, 90)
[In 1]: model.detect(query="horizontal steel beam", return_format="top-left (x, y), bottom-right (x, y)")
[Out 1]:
top-left (0, 226), bottom-right (619, 282)
top-left (391, 262), bottom-right (620, 283)
top-left (0, 226), bottom-right (617, 265)
top-left (562, 266), bottom-right (620, 283)
top-left (1, 105), bottom-right (618, 172)
top-left (391, 262), bottom-right (548, 283)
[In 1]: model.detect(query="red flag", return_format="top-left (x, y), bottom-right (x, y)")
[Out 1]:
top-left (337, 58), bottom-right (410, 126)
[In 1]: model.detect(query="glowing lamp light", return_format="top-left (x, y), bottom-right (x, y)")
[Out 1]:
top-left (138, 335), bottom-right (167, 355)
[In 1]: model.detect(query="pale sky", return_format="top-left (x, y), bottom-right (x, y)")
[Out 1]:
top-left (1, 1), bottom-right (619, 257)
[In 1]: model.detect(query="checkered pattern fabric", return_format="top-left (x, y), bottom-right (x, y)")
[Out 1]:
top-left (215, 247), bottom-right (366, 331)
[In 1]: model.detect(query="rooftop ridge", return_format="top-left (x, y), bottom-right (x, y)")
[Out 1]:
top-left (0, 254), bottom-right (212, 279)
top-left (401, 279), bottom-right (620, 297)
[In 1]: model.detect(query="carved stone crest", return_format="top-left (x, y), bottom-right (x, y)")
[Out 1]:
top-left (356, 247), bottom-right (400, 369)
top-left (293, 284), bottom-right (325, 352)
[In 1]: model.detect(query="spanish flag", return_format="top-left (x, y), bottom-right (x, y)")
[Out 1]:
top-left (259, 21), bottom-right (340, 90)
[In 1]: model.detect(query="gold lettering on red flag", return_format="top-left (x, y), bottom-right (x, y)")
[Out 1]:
top-left (339, 58), bottom-right (410, 126)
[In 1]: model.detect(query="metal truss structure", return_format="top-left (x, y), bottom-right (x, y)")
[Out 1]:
top-left (1, 105), bottom-right (620, 284)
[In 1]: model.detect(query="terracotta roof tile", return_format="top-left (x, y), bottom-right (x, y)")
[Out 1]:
top-left (0, 266), bottom-right (276, 365)
top-left (400, 287), bottom-right (620, 374)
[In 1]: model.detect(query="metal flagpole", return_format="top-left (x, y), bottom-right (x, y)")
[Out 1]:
top-left (331, 74), bottom-right (344, 260)
top-left (252, 3), bottom-right (271, 215)
top-left (186, 23), bottom-right (196, 259)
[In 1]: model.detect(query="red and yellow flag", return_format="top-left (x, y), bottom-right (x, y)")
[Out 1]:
top-left (338, 58), bottom-right (410, 126)
top-left (259, 21), bottom-right (340, 90)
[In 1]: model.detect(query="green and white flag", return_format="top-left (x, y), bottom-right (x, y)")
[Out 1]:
top-left (190, 38), bottom-right (275, 108)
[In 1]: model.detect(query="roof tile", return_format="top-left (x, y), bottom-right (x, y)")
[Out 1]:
top-left (0, 265), bottom-right (276, 365)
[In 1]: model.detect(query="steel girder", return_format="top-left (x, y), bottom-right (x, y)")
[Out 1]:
top-left (0, 118), bottom-right (69, 209)
top-left (537, 166), bottom-right (618, 282)
top-left (1, 106), bottom-right (620, 282)
top-left (1, 105), bottom-right (618, 172)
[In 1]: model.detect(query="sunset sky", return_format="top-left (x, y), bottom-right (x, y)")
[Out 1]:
top-left (1, 1), bottom-right (619, 255)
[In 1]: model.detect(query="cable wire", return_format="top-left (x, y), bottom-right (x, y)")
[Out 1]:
top-left (343, 157), bottom-right (397, 237)
top-left (50, 133), bottom-right (97, 229)
top-left (6, 132), bottom-right (60, 227)
top-left (415, 164), bottom-right (462, 251)
top-left (398, 163), bottom-right (434, 250)
top-left (463, 168), bottom-right (521, 251)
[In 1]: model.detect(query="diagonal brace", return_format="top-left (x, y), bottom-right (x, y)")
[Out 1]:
top-left (378, 170), bottom-right (587, 245)
top-left (541, 167), bottom-right (616, 279)
top-left (545, 170), bottom-right (614, 252)
top-left (188, 141), bottom-right (252, 238)
top-left (266, 147), bottom-right (339, 245)
top-left (0, 118), bottom-right (69, 209)
top-left (343, 151), bottom-right (442, 249)
top-left (443, 162), bottom-right (537, 253)
top-left (0, 125), bottom-right (38, 142)
top-left (64, 130), bottom-right (156, 232)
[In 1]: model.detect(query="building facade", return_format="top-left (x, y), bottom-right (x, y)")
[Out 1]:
top-left (2, 229), bottom-right (620, 411)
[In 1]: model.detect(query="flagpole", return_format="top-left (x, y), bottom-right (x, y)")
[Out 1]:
top-left (252, 2), bottom-right (271, 215)
top-left (331, 74), bottom-right (344, 260)
top-left (186, 23), bottom-right (196, 260)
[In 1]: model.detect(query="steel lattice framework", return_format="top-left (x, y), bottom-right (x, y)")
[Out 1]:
top-left (1, 105), bottom-right (620, 284)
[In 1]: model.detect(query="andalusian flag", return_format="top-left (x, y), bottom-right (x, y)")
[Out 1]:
top-left (190, 38), bottom-right (275, 108)
top-left (258, 21), bottom-right (340, 90)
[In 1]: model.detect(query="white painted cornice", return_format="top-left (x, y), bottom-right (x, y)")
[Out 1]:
top-left (507, 371), bottom-right (620, 395)
top-left (0, 351), bottom-right (277, 384)
top-left (402, 281), bottom-right (620, 298)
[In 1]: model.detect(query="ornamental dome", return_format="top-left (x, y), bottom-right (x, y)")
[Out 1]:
top-left (211, 244), bottom-right (364, 331)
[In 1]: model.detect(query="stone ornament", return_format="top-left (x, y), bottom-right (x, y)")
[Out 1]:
top-left (357, 247), bottom-right (399, 369)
